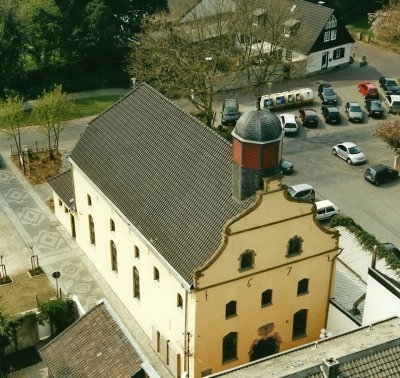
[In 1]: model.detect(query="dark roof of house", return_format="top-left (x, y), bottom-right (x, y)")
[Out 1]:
top-left (288, 0), bottom-right (354, 55)
top-left (68, 83), bottom-right (254, 285)
top-left (40, 300), bottom-right (144, 378)
top-left (48, 170), bottom-right (75, 209)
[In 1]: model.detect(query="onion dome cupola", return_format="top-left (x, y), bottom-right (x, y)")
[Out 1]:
top-left (232, 98), bottom-right (283, 201)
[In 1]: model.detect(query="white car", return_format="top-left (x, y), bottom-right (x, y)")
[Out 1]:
top-left (315, 200), bottom-right (341, 221)
top-left (287, 183), bottom-right (315, 201)
top-left (280, 113), bottom-right (298, 135)
top-left (384, 94), bottom-right (400, 114)
top-left (332, 142), bottom-right (366, 165)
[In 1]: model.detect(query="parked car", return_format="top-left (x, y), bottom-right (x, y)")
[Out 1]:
top-left (317, 83), bottom-right (337, 105)
top-left (379, 76), bottom-right (400, 95)
top-left (332, 142), bottom-right (366, 165)
top-left (345, 102), bottom-right (363, 122)
top-left (364, 164), bottom-right (399, 186)
top-left (221, 99), bottom-right (240, 126)
top-left (382, 242), bottom-right (400, 258)
top-left (365, 99), bottom-right (384, 118)
top-left (384, 94), bottom-right (400, 114)
top-left (357, 82), bottom-right (379, 99)
top-left (321, 106), bottom-right (341, 124)
top-left (298, 108), bottom-right (318, 128)
top-left (280, 113), bottom-right (298, 135)
top-left (287, 183), bottom-right (315, 201)
top-left (280, 159), bottom-right (294, 175)
top-left (315, 200), bottom-right (340, 221)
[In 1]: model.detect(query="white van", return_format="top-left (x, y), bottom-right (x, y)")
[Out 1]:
top-left (315, 200), bottom-right (340, 221)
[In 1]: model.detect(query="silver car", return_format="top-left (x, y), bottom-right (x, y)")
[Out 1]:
top-left (332, 142), bottom-right (366, 165)
top-left (345, 101), bottom-right (363, 122)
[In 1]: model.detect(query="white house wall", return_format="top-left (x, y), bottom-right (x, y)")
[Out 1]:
top-left (66, 165), bottom-right (193, 377)
top-left (362, 273), bottom-right (400, 326)
top-left (326, 303), bottom-right (359, 336)
top-left (306, 43), bottom-right (353, 75)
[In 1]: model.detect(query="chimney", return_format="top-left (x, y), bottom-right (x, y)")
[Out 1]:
top-left (322, 358), bottom-right (339, 378)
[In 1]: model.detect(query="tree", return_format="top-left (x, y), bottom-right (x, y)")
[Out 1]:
top-left (0, 95), bottom-right (25, 158)
top-left (0, 311), bottom-right (21, 358)
top-left (131, 1), bottom-right (241, 127)
top-left (232, 0), bottom-right (308, 96)
top-left (369, 0), bottom-right (400, 45)
top-left (0, 0), bottom-right (24, 95)
top-left (16, 0), bottom-right (62, 68)
top-left (374, 116), bottom-right (400, 168)
top-left (33, 85), bottom-right (73, 158)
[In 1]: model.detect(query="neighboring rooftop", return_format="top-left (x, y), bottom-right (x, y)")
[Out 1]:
top-left (40, 299), bottom-right (150, 378)
top-left (208, 316), bottom-right (400, 377)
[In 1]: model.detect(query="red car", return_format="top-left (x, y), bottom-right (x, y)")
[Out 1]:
top-left (357, 82), bottom-right (379, 99)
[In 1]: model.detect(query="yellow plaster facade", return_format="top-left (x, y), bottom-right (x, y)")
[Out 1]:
top-left (52, 169), bottom-right (339, 378)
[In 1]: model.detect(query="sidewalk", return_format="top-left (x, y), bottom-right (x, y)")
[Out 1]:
top-left (0, 155), bottom-right (172, 376)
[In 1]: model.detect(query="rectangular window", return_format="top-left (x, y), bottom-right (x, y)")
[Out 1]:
top-left (177, 294), bottom-right (183, 309)
top-left (287, 236), bottom-right (302, 257)
top-left (330, 29), bottom-right (337, 40)
top-left (333, 47), bottom-right (345, 60)
top-left (133, 267), bottom-right (140, 299)
top-left (261, 289), bottom-right (272, 307)
top-left (324, 31), bottom-right (330, 42)
top-left (154, 267), bottom-right (160, 281)
top-left (87, 194), bottom-right (92, 206)
top-left (285, 49), bottom-right (293, 61)
top-left (225, 301), bottom-right (237, 318)
top-left (293, 309), bottom-right (307, 339)
top-left (64, 206), bottom-right (68, 213)
top-left (89, 215), bottom-right (95, 245)
top-left (297, 278), bottom-right (309, 295)
top-left (110, 241), bottom-right (118, 272)
top-left (110, 218), bottom-right (115, 232)
top-left (58, 199), bottom-right (62, 206)
top-left (222, 332), bottom-right (237, 363)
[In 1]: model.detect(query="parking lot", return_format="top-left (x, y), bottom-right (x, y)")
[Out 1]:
top-left (213, 40), bottom-right (400, 249)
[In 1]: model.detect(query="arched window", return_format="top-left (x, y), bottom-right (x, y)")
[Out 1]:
top-left (153, 267), bottom-right (160, 281)
top-left (239, 249), bottom-right (255, 270)
top-left (287, 236), bottom-right (302, 257)
top-left (292, 309), bottom-right (307, 339)
top-left (110, 241), bottom-right (117, 272)
top-left (133, 267), bottom-right (140, 299)
top-left (222, 332), bottom-right (237, 363)
top-left (88, 215), bottom-right (95, 245)
top-left (177, 293), bottom-right (183, 309)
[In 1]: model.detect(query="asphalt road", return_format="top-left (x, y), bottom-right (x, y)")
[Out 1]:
top-left (1, 40), bottom-right (399, 251)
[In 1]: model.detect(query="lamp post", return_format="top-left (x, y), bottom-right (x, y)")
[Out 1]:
top-left (52, 271), bottom-right (61, 298)
top-left (131, 77), bottom-right (136, 89)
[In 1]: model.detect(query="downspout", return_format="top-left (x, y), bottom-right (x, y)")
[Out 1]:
top-left (183, 288), bottom-right (191, 378)
top-left (326, 247), bottom-right (343, 326)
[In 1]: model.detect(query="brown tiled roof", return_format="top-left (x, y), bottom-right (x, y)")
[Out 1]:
top-left (69, 83), bottom-right (254, 285)
top-left (40, 300), bottom-right (144, 378)
top-left (47, 170), bottom-right (75, 209)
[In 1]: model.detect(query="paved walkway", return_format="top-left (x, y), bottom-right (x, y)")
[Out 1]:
top-left (0, 155), bottom-right (172, 376)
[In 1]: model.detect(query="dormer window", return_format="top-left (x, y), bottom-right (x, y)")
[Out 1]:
top-left (325, 15), bottom-right (337, 29)
top-left (284, 19), bottom-right (300, 37)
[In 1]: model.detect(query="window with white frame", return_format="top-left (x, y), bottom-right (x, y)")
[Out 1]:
top-left (325, 15), bottom-right (337, 29)
top-left (330, 29), bottom-right (337, 40)
top-left (324, 31), bottom-right (330, 42)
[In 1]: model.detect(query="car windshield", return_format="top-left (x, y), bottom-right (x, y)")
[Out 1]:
top-left (285, 123), bottom-right (296, 128)
top-left (387, 80), bottom-right (398, 86)
top-left (324, 88), bottom-right (335, 96)
top-left (393, 101), bottom-right (400, 107)
top-left (350, 105), bottom-right (361, 112)
top-left (224, 107), bottom-right (237, 115)
top-left (348, 146), bottom-right (361, 154)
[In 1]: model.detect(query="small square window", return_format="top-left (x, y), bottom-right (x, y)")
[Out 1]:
top-left (261, 289), bottom-right (272, 307)
top-left (64, 206), bottom-right (68, 213)
top-left (154, 267), bottom-right (159, 281)
top-left (134, 245), bottom-right (140, 258)
top-left (87, 194), bottom-right (92, 206)
top-left (110, 218), bottom-right (115, 232)
top-left (177, 294), bottom-right (183, 308)
top-left (58, 199), bottom-right (62, 206)
top-left (297, 278), bottom-right (309, 295)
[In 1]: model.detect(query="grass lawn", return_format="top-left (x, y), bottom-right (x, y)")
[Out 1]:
top-left (346, 19), bottom-right (373, 36)
top-left (20, 95), bottom-right (123, 127)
